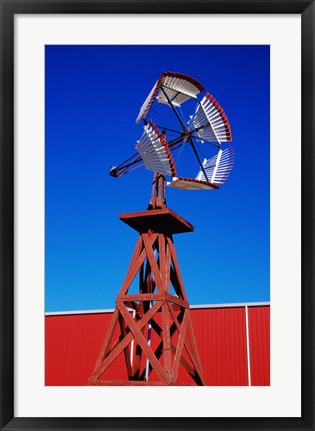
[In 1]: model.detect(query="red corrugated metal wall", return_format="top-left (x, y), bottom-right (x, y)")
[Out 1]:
top-left (190, 307), bottom-right (248, 385)
top-left (45, 305), bottom-right (269, 386)
top-left (248, 306), bottom-right (270, 386)
top-left (45, 314), bottom-right (127, 386)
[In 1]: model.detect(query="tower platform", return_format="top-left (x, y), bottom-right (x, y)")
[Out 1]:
top-left (119, 208), bottom-right (194, 235)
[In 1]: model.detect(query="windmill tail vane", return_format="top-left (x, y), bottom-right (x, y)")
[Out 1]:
top-left (109, 71), bottom-right (235, 198)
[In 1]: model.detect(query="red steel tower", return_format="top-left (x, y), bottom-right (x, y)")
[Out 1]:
top-left (89, 174), bottom-right (205, 385)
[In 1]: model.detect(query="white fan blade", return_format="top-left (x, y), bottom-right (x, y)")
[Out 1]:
top-left (167, 177), bottom-right (219, 191)
top-left (189, 92), bottom-right (232, 144)
top-left (136, 121), bottom-right (177, 177)
top-left (196, 147), bottom-right (235, 185)
top-left (136, 72), bottom-right (204, 124)
top-left (157, 71), bottom-right (204, 107)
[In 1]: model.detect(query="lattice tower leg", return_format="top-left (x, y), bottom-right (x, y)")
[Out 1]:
top-left (88, 217), bottom-right (205, 386)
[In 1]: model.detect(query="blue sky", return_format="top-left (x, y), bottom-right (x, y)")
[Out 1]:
top-left (45, 45), bottom-right (270, 312)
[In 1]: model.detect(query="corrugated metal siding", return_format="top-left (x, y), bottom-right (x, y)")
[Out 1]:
top-left (248, 306), bottom-right (270, 386)
top-left (45, 305), bottom-right (269, 386)
top-left (188, 308), bottom-right (248, 385)
top-left (45, 314), bottom-right (127, 386)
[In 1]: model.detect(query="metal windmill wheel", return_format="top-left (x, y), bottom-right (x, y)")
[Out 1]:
top-left (110, 71), bottom-right (234, 195)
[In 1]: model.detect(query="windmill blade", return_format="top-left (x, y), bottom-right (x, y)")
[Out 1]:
top-left (135, 121), bottom-right (177, 177)
top-left (195, 147), bottom-right (235, 185)
top-left (157, 72), bottom-right (204, 107)
top-left (167, 177), bottom-right (219, 190)
top-left (189, 92), bottom-right (232, 144)
top-left (135, 75), bottom-right (164, 124)
top-left (136, 72), bottom-right (204, 124)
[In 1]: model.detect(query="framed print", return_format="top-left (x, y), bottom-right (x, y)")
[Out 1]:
top-left (44, 44), bottom-right (271, 390)
top-left (0, 1), bottom-right (314, 430)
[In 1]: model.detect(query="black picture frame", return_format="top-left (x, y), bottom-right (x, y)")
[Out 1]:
top-left (0, 1), bottom-right (314, 430)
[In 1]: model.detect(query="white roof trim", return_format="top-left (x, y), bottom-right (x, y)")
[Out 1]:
top-left (45, 302), bottom-right (270, 316)
top-left (45, 308), bottom-right (115, 316)
top-left (191, 301), bottom-right (270, 309)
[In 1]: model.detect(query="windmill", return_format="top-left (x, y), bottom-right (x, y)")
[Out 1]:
top-left (88, 72), bottom-right (234, 386)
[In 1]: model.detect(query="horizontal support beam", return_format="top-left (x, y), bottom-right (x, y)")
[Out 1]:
top-left (117, 294), bottom-right (165, 302)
